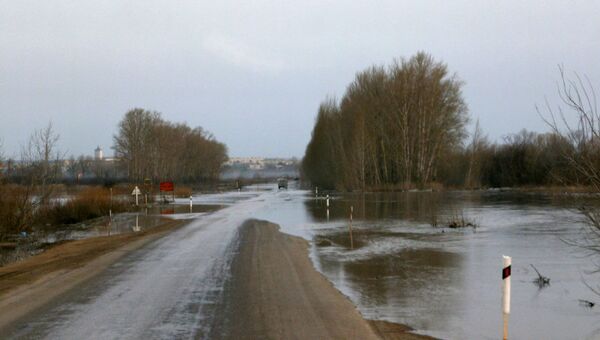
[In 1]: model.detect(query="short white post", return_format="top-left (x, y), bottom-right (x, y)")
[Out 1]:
top-left (108, 208), bottom-right (112, 236)
top-left (326, 195), bottom-right (330, 208)
top-left (315, 187), bottom-right (318, 197)
top-left (502, 255), bottom-right (512, 340)
top-left (189, 195), bottom-right (193, 212)
top-left (349, 206), bottom-right (354, 249)
top-left (133, 214), bottom-right (140, 232)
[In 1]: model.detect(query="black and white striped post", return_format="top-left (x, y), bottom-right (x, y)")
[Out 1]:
top-left (502, 255), bottom-right (511, 340)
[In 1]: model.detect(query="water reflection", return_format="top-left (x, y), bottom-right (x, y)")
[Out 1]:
top-left (268, 190), bottom-right (600, 339)
top-left (306, 191), bottom-right (586, 225)
top-left (36, 202), bottom-right (226, 245)
top-left (148, 204), bottom-right (224, 215)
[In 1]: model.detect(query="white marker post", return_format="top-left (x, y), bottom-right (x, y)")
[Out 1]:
top-left (326, 196), bottom-right (330, 220)
top-left (133, 214), bottom-right (140, 232)
top-left (189, 195), bottom-right (193, 213)
top-left (109, 187), bottom-right (113, 226)
top-left (349, 206), bottom-right (354, 249)
top-left (502, 255), bottom-right (512, 340)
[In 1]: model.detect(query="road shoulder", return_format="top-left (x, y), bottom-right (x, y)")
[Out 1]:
top-left (210, 219), bottom-right (431, 340)
top-left (0, 219), bottom-right (185, 330)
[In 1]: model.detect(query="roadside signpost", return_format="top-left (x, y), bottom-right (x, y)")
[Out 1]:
top-left (160, 181), bottom-right (175, 202)
top-left (132, 186), bottom-right (141, 206)
top-left (144, 178), bottom-right (152, 206)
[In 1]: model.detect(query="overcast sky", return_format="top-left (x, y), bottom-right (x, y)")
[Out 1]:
top-left (1, 1), bottom-right (599, 159)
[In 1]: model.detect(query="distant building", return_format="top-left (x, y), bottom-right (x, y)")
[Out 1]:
top-left (221, 156), bottom-right (299, 179)
top-left (226, 157), bottom-right (265, 169)
top-left (94, 146), bottom-right (104, 160)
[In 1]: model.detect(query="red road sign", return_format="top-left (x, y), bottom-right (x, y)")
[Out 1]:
top-left (159, 181), bottom-right (174, 192)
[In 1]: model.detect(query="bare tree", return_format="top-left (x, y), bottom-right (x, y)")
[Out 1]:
top-left (465, 120), bottom-right (489, 189)
top-left (0, 122), bottom-right (62, 240)
top-left (21, 121), bottom-right (62, 204)
top-left (539, 66), bottom-right (600, 293)
top-left (539, 65), bottom-right (600, 190)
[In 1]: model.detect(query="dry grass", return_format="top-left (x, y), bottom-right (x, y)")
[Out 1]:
top-left (0, 184), bottom-right (34, 240)
top-left (37, 186), bottom-right (129, 227)
top-left (173, 185), bottom-right (192, 198)
top-left (366, 182), bottom-right (446, 192)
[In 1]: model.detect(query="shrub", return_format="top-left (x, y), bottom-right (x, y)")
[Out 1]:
top-left (37, 187), bottom-right (128, 227)
top-left (0, 184), bottom-right (35, 241)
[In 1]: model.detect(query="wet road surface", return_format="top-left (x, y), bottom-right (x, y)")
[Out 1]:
top-left (4, 190), bottom-right (270, 339)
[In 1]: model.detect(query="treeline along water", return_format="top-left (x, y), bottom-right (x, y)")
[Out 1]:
top-left (302, 52), bottom-right (468, 190)
top-left (302, 52), bottom-right (594, 191)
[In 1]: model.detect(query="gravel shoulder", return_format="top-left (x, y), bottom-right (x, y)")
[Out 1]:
top-left (210, 219), bottom-right (431, 340)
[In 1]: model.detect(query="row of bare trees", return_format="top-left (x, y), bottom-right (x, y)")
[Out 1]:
top-left (302, 52), bottom-right (469, 190)
top-left (302, 54), bottom-right (600, 191)
top-left (113, 108), bottom-right (228, 183)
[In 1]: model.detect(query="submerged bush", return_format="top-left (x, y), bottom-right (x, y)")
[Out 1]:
top-left (37, 187), bottom-right (129, 226)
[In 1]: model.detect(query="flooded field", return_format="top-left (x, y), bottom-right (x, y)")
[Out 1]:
top-left (38, 189), bottom-right (261, 244)
top-left (257, 189), bottom-right (600, 339)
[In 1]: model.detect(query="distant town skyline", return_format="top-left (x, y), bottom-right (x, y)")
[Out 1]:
top-left (1, 1), bottom-right (599, 159)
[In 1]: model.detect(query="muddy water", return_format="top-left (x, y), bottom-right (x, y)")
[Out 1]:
top-left (258, 190), bottom-right (600, 340)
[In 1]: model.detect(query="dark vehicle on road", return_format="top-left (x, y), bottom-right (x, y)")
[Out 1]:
top-left (278, 178), bottom-right (288, 189)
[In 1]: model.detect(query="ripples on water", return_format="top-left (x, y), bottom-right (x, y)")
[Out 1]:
top-left (261, 190), bottom-right (600, 340)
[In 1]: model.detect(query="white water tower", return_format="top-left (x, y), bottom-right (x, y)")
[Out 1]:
top-left (94, 146), bottom-right (104, 160)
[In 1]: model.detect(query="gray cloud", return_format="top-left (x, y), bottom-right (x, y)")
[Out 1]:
top-left (1, 1), bottom-right (599, 159)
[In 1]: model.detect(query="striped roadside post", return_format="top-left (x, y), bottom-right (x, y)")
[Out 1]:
top-left (502, 255), bottom-right (512, 340)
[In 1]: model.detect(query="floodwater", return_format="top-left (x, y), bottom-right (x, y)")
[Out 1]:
top-left (8, 183), bottom-right (600, 339)
top-left (39, 190), bottom-right (253, 243)
top-left (257, 189), bottom-right (600, 340)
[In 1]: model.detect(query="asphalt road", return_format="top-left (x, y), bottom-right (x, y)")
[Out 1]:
top-left (4, 191), bottom-right (270, 339)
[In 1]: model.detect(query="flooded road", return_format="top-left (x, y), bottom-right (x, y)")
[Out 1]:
top-left (5, 189), bottom-right (268, 339)
top-left (5, 184), bottom-right (600, 339)
top-left (258, 190), bottom-right (600, 339)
